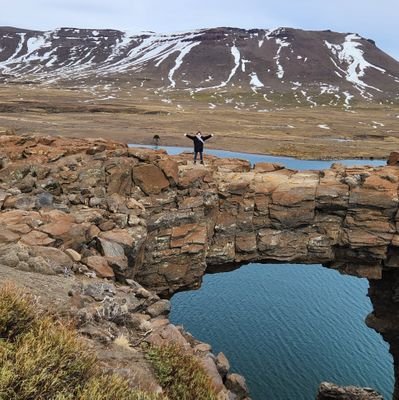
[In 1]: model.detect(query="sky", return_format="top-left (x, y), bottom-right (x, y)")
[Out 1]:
top-left (1, 0), bottom-right (398, 60)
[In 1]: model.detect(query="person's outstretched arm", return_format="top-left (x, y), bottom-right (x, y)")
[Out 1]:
top-left (184, 133), bottom-right (195, 140)
top-left (202, 134), bottom-right (214, 141)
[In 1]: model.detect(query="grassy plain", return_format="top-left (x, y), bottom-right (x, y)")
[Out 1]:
top-left (0, 83), bottom-right (398, 159)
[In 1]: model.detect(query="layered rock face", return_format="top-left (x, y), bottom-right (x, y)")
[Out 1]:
top-left (1, 134), bottom-right (398, 295)
top-left (1, 133), bottom-right (399, 397)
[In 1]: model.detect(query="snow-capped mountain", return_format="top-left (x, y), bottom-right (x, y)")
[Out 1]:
top-left (1, 26), bottom-right (398, 106)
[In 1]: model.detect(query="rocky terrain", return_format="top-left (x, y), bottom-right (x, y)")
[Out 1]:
top-left (2, 132), bottom-right (399, 398)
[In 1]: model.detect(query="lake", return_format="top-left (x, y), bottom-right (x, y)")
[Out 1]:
top-left (128, 144), bottom-right (384, 169)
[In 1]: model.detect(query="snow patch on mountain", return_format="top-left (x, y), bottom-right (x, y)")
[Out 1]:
top-left (197, 45), bottom-right (241, 91)
top-left (249, 72), bottom-right (264, 90)
top-left (325, 34), bottom-right (386, 95)
top-left (318, 124), bottom-right (330, 130)
top-left (274, 38), bottom-right (290, 79)
top-left (168, 41), bottom-right (200, 88)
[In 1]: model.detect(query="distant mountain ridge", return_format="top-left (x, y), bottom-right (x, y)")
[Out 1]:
top-left (1, 26), bottom-right (399, 107)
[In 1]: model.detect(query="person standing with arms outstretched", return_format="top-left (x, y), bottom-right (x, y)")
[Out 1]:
top-left (184, 131), bottom-right (214, 164)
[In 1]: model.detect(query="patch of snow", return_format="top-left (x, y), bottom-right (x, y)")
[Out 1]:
top-left (258, 39), bottom-right (264, 48)
top-left (241, 59), bottom-right (250, 72)
top-left (263, 94), bottom-right (272, 102)
top-left (274, 38), bottom-right (290, 79)
top-left (342, 91), bottom-right (354, 107)
top-left (325, 35), bottom-right (385, 95)
top-left (168, 40), bottom-right (200, 88)
top-left (208, 103), bottom-right (216, 109)
top-left (320, 84), bottom-right (339, 95)
top-left (318, 124), bottom-right (330, 130)
top-left (197, 45), bottom-right (241, 91)
top-left (291, 81), bottom-right (302, 90)
top-left (372, 121), bottom-right (384, 126)
top-left (331, 138), bottom-right (354, 142)
top-left (249, 72), bottom-right (264, 89)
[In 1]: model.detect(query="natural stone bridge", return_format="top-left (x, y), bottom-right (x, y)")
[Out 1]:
top-left (1, 134), bottom-right (399, 398)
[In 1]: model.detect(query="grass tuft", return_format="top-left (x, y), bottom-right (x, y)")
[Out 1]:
top-left (0, 283), bottom-right (165, 400)
top-left (0, 283), bottom-right (37, 341)
top-left (146, 344), bottom-right (218, 400)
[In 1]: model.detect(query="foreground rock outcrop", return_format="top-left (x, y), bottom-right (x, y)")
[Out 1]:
top-left (1, 133), bottom-right (399, 398)
top-left (317, 382), bottom-right (383, 399)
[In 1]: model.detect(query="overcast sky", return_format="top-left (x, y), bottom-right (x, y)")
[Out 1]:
top-left (1, 0), bottom-right (398, 60)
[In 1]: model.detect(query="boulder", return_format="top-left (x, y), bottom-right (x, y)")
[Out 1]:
top-left (225, 373), bottom-right (249, 399)
top-left (146, 300), bottom-right (171, 318)
top-left (316, 382), bottom-right (383, 399)
top-left (82, 256), bottom-right (115, 279)
top-left (216, 352), bottom-right (230, 377)
top-left (132, 164), bottom-right (169, 195)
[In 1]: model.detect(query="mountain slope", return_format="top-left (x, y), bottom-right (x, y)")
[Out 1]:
top-left (1, 26), bottom-right (399, 107)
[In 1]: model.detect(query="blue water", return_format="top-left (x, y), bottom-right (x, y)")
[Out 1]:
top-left (170, 264), bottom-right (394, 400)
top-left (129, 144), bottom-right (385, 170)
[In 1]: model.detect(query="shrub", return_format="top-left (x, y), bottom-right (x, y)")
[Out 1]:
top-left (146, 344), bottom-right (218, 400)
top-left (0, 283), bottom-right (36, 341)
top-left (0, 283), bottom-right (166, 400)
top-left (79, 375), bottom-right (165, 400)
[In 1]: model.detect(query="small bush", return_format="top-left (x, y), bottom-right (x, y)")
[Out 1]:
top-left (147, 345), bottom-right (218, 400)
top-left (79, 375), bottom-right (165, 400)
top-left (0, 283), bottom-right (166, 400)
top-left (0, 283), bottom-right (36, 341)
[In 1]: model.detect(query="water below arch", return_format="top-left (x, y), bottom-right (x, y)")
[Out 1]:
top-left (170, 263), bottom-right (394, 400)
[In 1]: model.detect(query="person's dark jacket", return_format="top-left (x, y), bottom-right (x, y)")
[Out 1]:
top-left (186, 134), bottom-right (212, 152)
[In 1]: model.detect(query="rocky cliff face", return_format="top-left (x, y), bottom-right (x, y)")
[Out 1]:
top-left (0, 133), bottom-right (398, 397)
top-left (1, 26), bottom-right (398, 105)
top-left (1, 133), bottom-right (398, 294)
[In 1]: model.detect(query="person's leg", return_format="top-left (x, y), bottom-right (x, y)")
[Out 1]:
top-left (200, 152), bottom-right (204, 164)
top-left (194, 151), bottom-right (197, 164)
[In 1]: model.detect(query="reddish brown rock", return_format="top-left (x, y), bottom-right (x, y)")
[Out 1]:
top-left (83, 256), bottom-right (115, 278)
top-left (132, 164), bottom-right (169, 195)
top-left (157, 158), bottom-right (179, 184)
top-left (254, 162), bottom-right (284, 172)
top-left (170, 223), bottom-right (207, 248)
top-left (99, 229), bottom-right (135, 247)
top-left (0, 229), bottom-right (21, 243)
top-left (388, 151), bottom-right (399, 166)
top-left (20, 230), bottom-right (55, 246)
